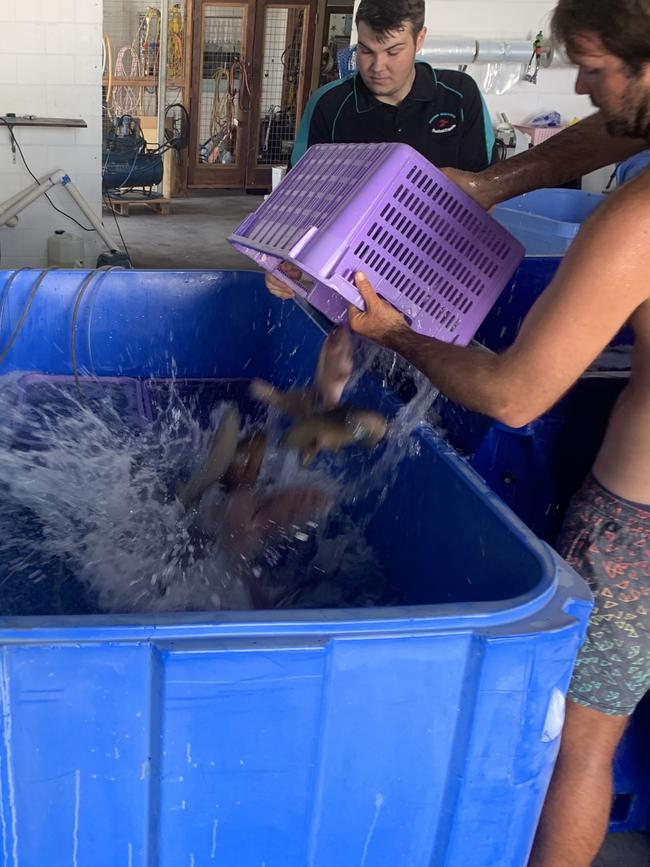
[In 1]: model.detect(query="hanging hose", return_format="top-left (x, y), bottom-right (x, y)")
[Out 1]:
top-left (211, 67), bottom-right (231, 137)
top-left (168, 32), bottom-right (183, 78)
top-left (0, 268), bottom-right (29, 343)
top-left (112, 46), bottom-right (142, 118)
top-left (102, 34), bottom-right (113, 111)
top-left (204, 67), bottom-right (231, 162)
top-left (71, 267), bottom-right (122, 393)
top-left (0, 267), bottom-right (126, 389)
top-left (0, 269), bottom-right (62, 368)
top-left (141, 7), bottom-right (161, 78)
top-left (232, 59), bottom-right (252, 113)
top-left (280, 12), bottom-right (304, 112)
top-left (168, 4), bottom-right (184, 79)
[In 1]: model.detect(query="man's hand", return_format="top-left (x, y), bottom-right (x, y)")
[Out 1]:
top-left (347, 272), bottom-right (409, 344)
top-left (265, 261), bottom-right (302, 299)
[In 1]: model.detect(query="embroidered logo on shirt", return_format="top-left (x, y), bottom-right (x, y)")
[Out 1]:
top-left (429, 112), bottom-right (457, 134)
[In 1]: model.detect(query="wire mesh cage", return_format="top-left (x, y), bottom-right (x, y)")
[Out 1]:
top-left (257, 8), bottom-right (306, 167)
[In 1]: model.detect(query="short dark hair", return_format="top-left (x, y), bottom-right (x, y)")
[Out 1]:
top-left (552, 0), bottom-right (650, 75)
top-left (355, 0), bottom-right (425, 41)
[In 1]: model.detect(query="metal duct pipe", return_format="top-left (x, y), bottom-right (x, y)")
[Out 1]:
top-left (417, 36), bottom-right (565, 67)
top-left (475, 39), bottom-right (533, 64)
top-left (418, 38), bottom-right (478, 65)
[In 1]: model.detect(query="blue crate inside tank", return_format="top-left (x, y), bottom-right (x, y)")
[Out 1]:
top-left (11, 374), bottom-right (149, 446)
top-left (0, 267), bottom-right (593, 867)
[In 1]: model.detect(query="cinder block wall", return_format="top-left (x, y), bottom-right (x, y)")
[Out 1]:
top-left (0, 0), bottom-right (104, 268)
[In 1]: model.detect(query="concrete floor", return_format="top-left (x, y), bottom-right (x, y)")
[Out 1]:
top-left (103, 192), bottom-right (650, 867)
top-left (102, 191), bottom-right (264, 270)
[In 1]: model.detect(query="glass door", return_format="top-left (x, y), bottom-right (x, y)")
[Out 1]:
top-left (187, 2), bottom-right (254, 187)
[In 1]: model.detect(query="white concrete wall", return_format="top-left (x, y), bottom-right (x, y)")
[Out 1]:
top-left (352, 0), bottom-right (614, 191)
top-left (421, 1), bottom-right (588, 129)
top-left (0, 0), bottom-right (104, 268)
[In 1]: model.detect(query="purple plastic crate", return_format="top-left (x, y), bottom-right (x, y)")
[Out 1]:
top-left (229, 142), bottom-right (525, 343)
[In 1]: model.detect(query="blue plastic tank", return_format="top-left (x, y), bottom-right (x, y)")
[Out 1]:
top-left (0, 268), bottom-right (592, 866)
top-left (492, 188), bottom-right (605, 255)
top-left (615, 149), bottom-right (650, 186)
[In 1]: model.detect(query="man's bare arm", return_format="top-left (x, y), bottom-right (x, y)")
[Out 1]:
top-left (446, 112), bottom-right (647, 209)
top-left (349, 177), bottom-right (650, 425)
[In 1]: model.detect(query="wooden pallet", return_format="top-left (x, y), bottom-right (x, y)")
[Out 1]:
top-left (105, 196), bottom-right (171, 217)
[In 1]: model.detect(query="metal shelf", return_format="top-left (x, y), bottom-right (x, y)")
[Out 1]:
top-left (0, 116), bottom-right (87, 128)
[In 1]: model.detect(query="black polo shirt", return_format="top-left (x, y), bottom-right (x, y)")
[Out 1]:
top-left (291, 62), bottom-right (495, 171)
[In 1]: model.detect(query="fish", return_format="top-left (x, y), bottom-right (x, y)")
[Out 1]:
top-left (313, 326), bottom-right (354, 409)
top-left (177, 403), bottom-right (240, 508)
top-left (176, 327), bottom-right (359, 604)
top-left (250, 326), bottom-right (355, 419)
top-left (280, 405), bottom-right (388, 465)
top-left (249, 378), bottom-right (316, 420)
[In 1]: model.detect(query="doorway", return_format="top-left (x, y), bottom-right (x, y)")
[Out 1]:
top-left (187, 0), bottom-right (320, 189)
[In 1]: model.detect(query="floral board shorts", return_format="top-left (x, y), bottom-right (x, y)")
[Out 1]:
top-left (556, 474), bottom-right (650, 716)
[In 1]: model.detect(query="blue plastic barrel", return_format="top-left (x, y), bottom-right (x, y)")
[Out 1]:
top-left (0, 268), bottom-right (592, 866)
top-left (615, 149), bottom-right (650, 186)
top-left (492, 188), bottom-right (605, 255)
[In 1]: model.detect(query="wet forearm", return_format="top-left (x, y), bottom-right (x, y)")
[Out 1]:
top-left (384, 325), bottom-right (514, 421)
top-left (474, 113), bottom-right (646, 206)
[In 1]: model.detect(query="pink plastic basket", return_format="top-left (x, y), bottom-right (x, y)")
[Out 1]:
top-left (514, 124), bottom-right (565, 146)
top-left (229, 142), bottom-right (524, 344)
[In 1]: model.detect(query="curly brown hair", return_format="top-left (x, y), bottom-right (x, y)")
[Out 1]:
top-left (552, 0), bottom-right (650, 75)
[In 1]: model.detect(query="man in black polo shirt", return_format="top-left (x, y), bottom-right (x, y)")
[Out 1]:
top-left (267, 0), bottom-right (495, 299)
top-left (292, 0), bottom-right (494, 171)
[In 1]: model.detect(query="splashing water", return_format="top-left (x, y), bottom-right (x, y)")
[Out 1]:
top-left (0, 356), bottom-right (438, 616)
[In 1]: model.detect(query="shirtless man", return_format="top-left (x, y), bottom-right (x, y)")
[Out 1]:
top-left (344, 2), bottom-right (650, 864)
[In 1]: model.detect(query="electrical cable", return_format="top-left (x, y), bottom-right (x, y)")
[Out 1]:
top-left (164, 102), bottom-right (189, 150)
top-left (0, 118), bottom-right (96, 233)
top-left (102, 194), bottom-right (132, 264)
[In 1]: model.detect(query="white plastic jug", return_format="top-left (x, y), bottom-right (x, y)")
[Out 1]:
top-left (47, 230), bottom-right (85, 268)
